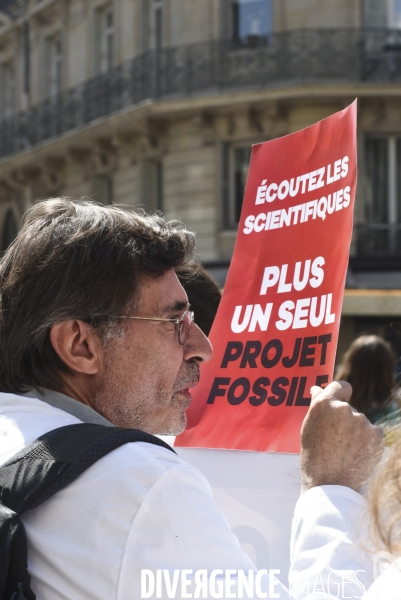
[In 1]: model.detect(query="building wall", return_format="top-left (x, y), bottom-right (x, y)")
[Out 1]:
top-left (113, 161), bottom-right (140, 206)
top-left (163, 120), bottom-right (218, 260)
top-left (3, 92), bottom-right (401, 263)
top-left (169, 0), bottom-right (220, 45)
top-left (1, 0), bottom-right (401, 359)
top-left (68, 0), bottom-right (90, 87)
top-left (1, 0), bottom-right (381, 117)
top-left (275, 0), bottom-right (361, 30)
top-left (63, 162), bottom-right (91, 198)
top-left (8, 97), bottom-right (372, 265)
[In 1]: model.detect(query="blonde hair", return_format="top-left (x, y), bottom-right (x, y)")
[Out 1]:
top-left (369, 434), bottom-right (401, 555)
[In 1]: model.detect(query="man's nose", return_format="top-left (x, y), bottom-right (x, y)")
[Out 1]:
top-left (183, 322), bottom-right (213, 363)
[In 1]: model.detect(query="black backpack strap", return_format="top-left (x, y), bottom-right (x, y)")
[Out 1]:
top-left (0, 504), bottom-right (34, 600)
top-left (0, 423), bottom-right (176, 600)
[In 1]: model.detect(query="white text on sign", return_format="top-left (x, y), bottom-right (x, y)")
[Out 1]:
top-left (231, 256), bottom-right (335, 333)
top-left (254, 156), bottom-right (349, 204)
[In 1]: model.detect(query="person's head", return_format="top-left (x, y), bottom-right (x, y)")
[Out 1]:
top-left (0, 198), bottom-right (212, 434)
top-left (175, 264), bottom-right (221, 337)
top-left (336, 335), bottom-right (395, 420)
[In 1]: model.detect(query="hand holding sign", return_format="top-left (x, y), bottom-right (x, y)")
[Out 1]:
top-left (177, 101), bottom-right (358, 453)
top-left (300, 381), bottom-right (385, 493)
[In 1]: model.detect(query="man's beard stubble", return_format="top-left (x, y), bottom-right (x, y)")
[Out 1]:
top-left (94, 360), bottom-right (200, 436)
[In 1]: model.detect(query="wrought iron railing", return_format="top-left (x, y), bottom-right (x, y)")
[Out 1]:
top-left (2, 28), bottom-right (401, 160)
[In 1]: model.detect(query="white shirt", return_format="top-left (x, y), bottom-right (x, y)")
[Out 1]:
top-left (290, 486), bottom-right (375, 598)
top-left (0, 392), bottom-right (276, 599)
top-left (0, 391), bottom-right (378, 599)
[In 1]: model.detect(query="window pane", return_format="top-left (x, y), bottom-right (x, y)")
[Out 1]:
top-left (365, 138), bottom-right (388, 223)
top-left (363, 0), bottom-right (387, 28)
top-left (23, 22), bottom-right (30, 94)
top-left (389, 0), bottom-right (401, 27)
top-left (105, 9), bottom-right (113, 71)
top-left (396, 139), bottom-right (401, 223)
top-left (96, 5), bottom-right (113, 74)
top-left (396, 0), bottom-right (401, 20)
top-left (233, 0), bottom-right (271, 44)
top-left (47, 36), bottom-right (63, 97)
top-left (155, 6), bottom-right (163, 49)
top-left (360, 138), bottom-right (389, 255)
top-left (106, 34), bottom-right (113, 71)
top-left (55, 41), bottom-right (62, 93)
top-left (234, 147), bottom-right (252, 224)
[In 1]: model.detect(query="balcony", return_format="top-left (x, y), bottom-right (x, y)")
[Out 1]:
top-left (2, 28), bottom-right (401, 160)
top-left (351, 224), bottom-right (401, 270)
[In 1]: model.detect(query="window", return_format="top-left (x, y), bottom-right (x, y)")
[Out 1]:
top-left (154, 0), bottom-right (163, 50)
top-left (1, 209), bottom-right (18, 253)
top-left (222, 144), bottom-right (252, 229)
top-left (361, 136), bottom-right (401, 253)
top-left (96, 4), bottom-right (114, 74)
top-left (231, 0), bottom-right (272, 46)
top-left (365, 139), bottom-right (388, 226)
top-left (0, 61), bottom-right (16, 119)
top-left (141, 160), bottom-right (163, 212)
top-left (388, 0), bottom-right (401, 27)
top-left (92, 174), bottom-right (113, 204)
top-left (141, 0), bottom-right (149, 50)
top-left (363, 0), bottom-right (387, 28)
top-left (23, 22), bottom-right (30, 95)
top-left (46, 34), bottom-right (63, 97)
top-left (142, 0), bottom-right (163, 51)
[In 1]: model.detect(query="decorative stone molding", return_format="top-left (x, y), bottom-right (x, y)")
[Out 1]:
top-left (90, 137), bottom-right (119, 174)
top-left (43, 155), bottom-right (66, 192)
top-left (68, 146), bottom-right (92, 166)
top-left (137, 119), bottom-right (168, 159)
top-left (248, 108), bottom-right (264, 134)
top-left (191, 112), bottom-right (216, 146)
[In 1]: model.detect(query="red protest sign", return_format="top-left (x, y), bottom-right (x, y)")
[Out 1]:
top-left (176, 101), bottom-right (357, 453)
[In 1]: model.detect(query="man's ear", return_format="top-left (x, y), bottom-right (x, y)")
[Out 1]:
top-left (50, 320), bottom-right (102, 375)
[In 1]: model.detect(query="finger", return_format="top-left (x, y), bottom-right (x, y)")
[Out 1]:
top-left (310, 380), bottom-right (352, 405)
top-left (310, 386), bottom-right (323, 401)
top-left (372, 424), bottom-right (386, 443)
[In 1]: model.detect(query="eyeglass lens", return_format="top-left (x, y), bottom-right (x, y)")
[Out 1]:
top-left (178, 311), bottom-right (193, 345)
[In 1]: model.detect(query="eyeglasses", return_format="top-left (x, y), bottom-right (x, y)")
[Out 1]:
top-left (115, 310), bottom-right (195, 345)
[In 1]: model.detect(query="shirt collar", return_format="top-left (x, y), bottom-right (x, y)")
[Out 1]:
top-left (23, 387), bottom-right (114, 427)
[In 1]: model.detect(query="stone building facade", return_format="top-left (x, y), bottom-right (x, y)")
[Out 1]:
top-left (1, 0), bottom-right (401, 359)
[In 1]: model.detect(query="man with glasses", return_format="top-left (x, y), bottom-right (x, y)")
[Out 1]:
top-left (0, 198), bottom-right (383, 600)
top-left (0, 198), bottom-right (270, 599)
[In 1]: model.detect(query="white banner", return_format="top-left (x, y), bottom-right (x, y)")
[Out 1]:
top-left (176, 446), bottom-right (300, 581)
